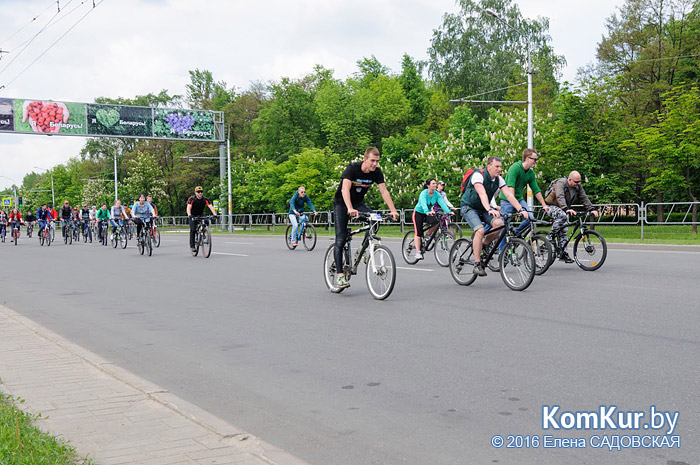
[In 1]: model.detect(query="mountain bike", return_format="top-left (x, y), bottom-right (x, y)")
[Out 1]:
top-left (136, 218), bottom-right (154, 256)
top-left (401, 211), bottom-right (456, 267)
top-left (285, 213), bottom-right (317, 251)
top-left (110, 220), bottom-right (128, 249)
top-left (10, 222), bottom-right (22, 245)
top-left (26, 221), bottom-right (34, 238)
top-left (80, 220), bottom-right (92, 243)
top-left (449, 212), bottom-right (536, 291)
top-left (484, 216), bottom-right (554, 276)
top-left (323, 212), bottom-right (396, 300)
top-left (191, 216), bottom-right (213, 258)
top-left (39, 222), bottom-right (52, 246)
top-left (62, 219), bottom-right (74, 245)
top-left (97, 220), bottom-right (108, 246)
top-left (149, 216), bottom-right (161, 248)
top-left (547, 210), bottom-right (607, 271)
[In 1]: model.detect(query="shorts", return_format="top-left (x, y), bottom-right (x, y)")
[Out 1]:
top-left (461, 205), bottom-right (494, 231)
top-left (412, 210), bottom-right (438, 237)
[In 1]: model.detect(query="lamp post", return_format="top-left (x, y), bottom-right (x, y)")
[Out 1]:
top-left (485, 8), bottom-right (533, 149)
top-left (179, 147), bottom-right (232, 232)
top-left (0, 175), bottom-right (18, 207)
top-left (33, 166), bottom-right (55, 206)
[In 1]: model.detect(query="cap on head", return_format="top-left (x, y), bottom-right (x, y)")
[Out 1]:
top-left (195, 186), bottom-right (203, 193)
top-left (438, 180), bottom-right (446, 186)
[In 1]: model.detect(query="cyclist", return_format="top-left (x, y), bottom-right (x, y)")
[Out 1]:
top-left (36, 204), bottom-right (51, 238)
top-left (186, 186), bottom-right (217, 254)
top-left (460, 156), bottom-right (529, 277)
top-left (544, 171), bottom-right (599, 263)
top-left (109, 200), bottom-right (128, 240)
top-left (436, 180), bottom-right (456, 211)
top-left (47, 203), bottom-right (58, 221)
top-left (288, 186), bottom-right (317, 247)
top-left (146, 195), bottom-right (158, 216)
top-left (333, 147), bottom-right (399, 289)
top-left (95, 203), bottom-right (110, 240)
top-left (59, 200), bottom-right (72, 239)
top-left (0, 210), bottom-right (7, 241)
top-left (80, 204), bottom-right (92, 241)
top-left (130, 194), bottom-right (156, 239)
top-left (24, 209), bottom-right (36, 234)
top-left (9, 208), bottom-right (24, 237)
top-left (412, 178), bottom-right (453, 260)
top-left (496, 149), bottom-right (550, 252)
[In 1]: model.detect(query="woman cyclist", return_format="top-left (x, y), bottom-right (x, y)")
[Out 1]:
top-left (412, 178), bottom-right (452, 260)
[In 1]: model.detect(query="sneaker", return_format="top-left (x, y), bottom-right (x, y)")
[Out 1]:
top-left (190, 247), bottom-right (197, 254)
top-left (109, 233), bottom-right (114, 241)
top-left (415, 252), bottom-right (423, 260)
top-left (336, 275), bottom-right (351, 289)
top-left (559, 252), bottom-right (574, 264)
top-left (292, 241), bottom-right (298, 247)
top-left (473, 262), bottom-right (487, 276)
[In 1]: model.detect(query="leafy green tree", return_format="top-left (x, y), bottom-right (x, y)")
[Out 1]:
top-left (186, 69), bottom-right (234, 111)
top-left (121, 152), bottom-right (168, 205)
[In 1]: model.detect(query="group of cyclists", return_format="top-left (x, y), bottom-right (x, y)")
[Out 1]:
top-left (1, 187), bottom-right (219, 255)
top-left (287, 146), bottom-right (600, 293)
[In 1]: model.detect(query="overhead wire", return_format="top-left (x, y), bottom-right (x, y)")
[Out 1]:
top-left (0, 0), bottom-right (56, 50)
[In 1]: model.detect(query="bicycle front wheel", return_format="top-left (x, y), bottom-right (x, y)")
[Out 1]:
top-left (120, 230), bottom-right (128, 249)
top-left (532, 234), bottom-right (553, 276)
top-left (137, 236), bottom-right (144, 255)
top-left (39, 232), bottom-right (45, 246)
top-left (401, 231), bottom-right (419, 265)
top-left (449, 238), bottom-right (477, 286)
top-left (323, 244), bottom-right (345, 293)
top-left (285, 225), bottom-right (295, 250)
top-left (499, 237), bottom-right (536, 291)
top-left (365, 245), bottom-right (396, 300)
top-left (201, 228), bottom-right (212, 258)
top-left (434, 231), bottom-right (455, 267)
top-left (574, 230), bottom-right (607, 271)
top-left (303, 224), bottom-right (317, 251)
top-left (153, 228), bottom-right (161, 247)
top-left (146, 234), bottom-right (153, 256)
top-left (449, 222), bottom-right (463, 238)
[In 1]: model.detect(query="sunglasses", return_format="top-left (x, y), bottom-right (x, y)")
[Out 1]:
top-left (529, 157), bottom-right (538, 162)
top-left (573, 180), bottom-right (581, 184)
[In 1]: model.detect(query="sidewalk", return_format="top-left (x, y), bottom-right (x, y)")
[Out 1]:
top-left (0, 305), bottom-right (310, 465)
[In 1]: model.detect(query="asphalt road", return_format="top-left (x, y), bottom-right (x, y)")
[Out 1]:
top-left (1, 230), bottom-right (698, 465)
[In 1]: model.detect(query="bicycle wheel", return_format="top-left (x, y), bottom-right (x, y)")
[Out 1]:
top-left (13, 229), bottom-right (18, 245)
top-left (67, 227), bottom-right (73, 244)
top-left (285, 225), bottom-right (295, 250)
top-left (434, 231), bottom-right (455, 267)
top-left (303, 224), bottom-right (317, 251)
top-left (50, 225), bottom-right (55, 242)
top-left (137, 235), bottom-right (144, 255)
top-left (64, 226), bottom-right (68, 244)
top-left (39, 231), bottom-right (45, 246)
top-left (201, 228), bottom-right (212, 258)
top-left (365, 244), bottom-right (396, 300)
top-left (46, 230), bottom-right (51, 246)
top-left (146, 233), bottom-right (153, 256)
top-left (449, 222), bottom-right (463, 238)
top-left (449, 238), bottom-right (477, 286)
top-left (573, 230), bottom-right (607, 271)
top-left (401, 231), bottom-right (419, 265)
top-left (119, 229), bottom-right (128, 249)
top-left (532, 234), bottom-right (554, 276)
top-left (323, 244), bottom-right (345, 293)
top-left (499, 237), bottom-right (536, 291)
top-left (153, 228), bottom-right (161, 247)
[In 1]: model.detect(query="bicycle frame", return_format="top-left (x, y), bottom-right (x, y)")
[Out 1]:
top-left (555, 212), bottom-right (594, 250)
top-left (342, 214), bottom-right (383, 276)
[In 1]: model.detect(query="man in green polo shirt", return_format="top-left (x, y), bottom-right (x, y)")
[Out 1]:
top-left (497, 148), bottom-right (549, 252)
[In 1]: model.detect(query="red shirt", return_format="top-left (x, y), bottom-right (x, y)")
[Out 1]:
top-left (9, 212), bottom-right (22, 222)
top-left (48, 208), bottom-right (58, 220)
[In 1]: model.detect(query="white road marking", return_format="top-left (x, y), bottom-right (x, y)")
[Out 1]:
top-left (212, 252), bottom-right (249, 257)
top-left (396, 266), bottom-right (434, 272)
top-left (224, 241), bottom-right (255, 245)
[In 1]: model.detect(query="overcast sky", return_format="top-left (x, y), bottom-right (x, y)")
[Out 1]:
top-left (0, 0), bottom-right (624, 192)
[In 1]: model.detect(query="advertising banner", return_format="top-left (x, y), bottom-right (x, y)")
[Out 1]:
top-left (0, 98), bottom-right (14, 132)
top-left (13, 99), bottom-right (87, 135)
top-left (87, 103), bottom-right (152, 137)
top-left (153, 108), bottom-right (216, 141)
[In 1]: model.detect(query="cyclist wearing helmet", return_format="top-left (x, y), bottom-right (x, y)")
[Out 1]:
top-left (186, 186), bottom-right (217, 254)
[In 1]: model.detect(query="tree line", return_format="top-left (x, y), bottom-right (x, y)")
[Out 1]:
top-left (5, 0), bottom-right (699, 225)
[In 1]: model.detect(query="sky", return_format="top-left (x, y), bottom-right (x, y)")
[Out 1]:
top-left (0, 0), bottom-right (625, 192)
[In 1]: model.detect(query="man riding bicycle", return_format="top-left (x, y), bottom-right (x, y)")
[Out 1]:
top-left (544, 171), bottom-right (599, 263)
top-left (59, 200), bottom-right (73, 239)
top-left (412, 178), bottom-right (453, 260)
top-left (288, 186), bottom-right (317, 247)
top-left (95, 203), bottom-right (109, 240)
top-left (186, 186), bottom-right (217, 254)
top-left (79, 204), bottom-right (92, 240)
top-left (36, 204), bottom-right (51, 237)
top-left (333, 147), bottom-right (399, 289)
top-left (131, 194), bottom-right (156, 238)
top-left (109, 200), bottom-right (128, 240)
top-left (460, 156), bottom-right (529, 277)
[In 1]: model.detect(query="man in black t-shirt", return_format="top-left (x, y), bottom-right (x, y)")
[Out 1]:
top-left (59, 200), bottom-right (73, 239)
top-left (186, 186), bottom-right (217, 253)
top-left (332, 147), bottom-right (399, 289)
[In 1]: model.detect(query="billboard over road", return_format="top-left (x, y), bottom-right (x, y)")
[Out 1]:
top-left (1, 98), bottom-right (222, 142)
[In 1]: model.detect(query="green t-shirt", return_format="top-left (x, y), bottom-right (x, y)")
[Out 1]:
top-left (498, 160), bottom-right (540, 202)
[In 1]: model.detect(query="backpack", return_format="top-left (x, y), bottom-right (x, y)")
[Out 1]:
top-left (460, 168), bottom-right (484, 194)
top-left (544, 177), bottom-right (565, 204)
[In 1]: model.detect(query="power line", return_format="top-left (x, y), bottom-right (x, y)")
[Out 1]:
top-left (1, 0), bottom-right (105, 90)
top-left (0, 0), bottom-right (56, 49)
top-left (10, 0), bottom-right (91, 52)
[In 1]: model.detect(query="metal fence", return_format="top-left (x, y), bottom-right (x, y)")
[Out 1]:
top-left (158, 201), bottom-right (698, 241)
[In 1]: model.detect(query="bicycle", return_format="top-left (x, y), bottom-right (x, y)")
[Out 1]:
top-left (39, 222), bottom-right (52, 246)
top-left (401, 211), bottom-right (456, 267)
top-left (149, 216), bottom-right (161, 248)
top-left (0, 223), bottom-right (6, 243)
top-left (26, 222), bottom-right (34, 238)
top-left (191, 216), bottom-right (213, 258)
top-left (285, 213), bottom-right (317, 251)
top-left (546, 210), bottom-right (607, 271)
top-left (323, 212), bottom-right (396, 300)
top-left (125, 220), bottom-right (134, 240)
top-left (483, 215), bottom-right (554, 276)
top-left (80, 220), bottom-right (92, 243)
top-left (97, 220), bottom-right (108, 246)
top-left (90, 220), bottom-right (97, 243)
top-left (61, 219), bottom-right (74, 245)
top-left (136, 218), bottom-right (154, 256)
top-left (110, 220), bottom-right (128, 249)
top-left (449, 212), bottom-right (536, 291)
top-left (10, 222), bottom-right (22, 245)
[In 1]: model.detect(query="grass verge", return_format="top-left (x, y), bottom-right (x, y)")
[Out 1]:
top-left (0, 392), bottom-right (93, 464)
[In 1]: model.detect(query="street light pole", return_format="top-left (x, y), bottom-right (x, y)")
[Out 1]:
top-left (0, 176), bottom-right (18, 207)
top-left (485, 9), bottom-right (533, 149)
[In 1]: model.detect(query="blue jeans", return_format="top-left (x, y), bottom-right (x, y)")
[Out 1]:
top-left (110, 218), bottom-right (123, 233)
top-left (289, 213), bottom-right (307, 243)
top-left (497, 199), bottom-right (532, 253)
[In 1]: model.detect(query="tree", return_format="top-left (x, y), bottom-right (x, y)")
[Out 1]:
top-left (186, 69), bottom-right (234, 110)
top-left (121, 152), bottom-right (167, 205)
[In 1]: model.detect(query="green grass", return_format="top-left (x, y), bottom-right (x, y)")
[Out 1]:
top-left (0, 393), bottom-right (93, 465)
top-left (159, 223), bottom-right (700, 244)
